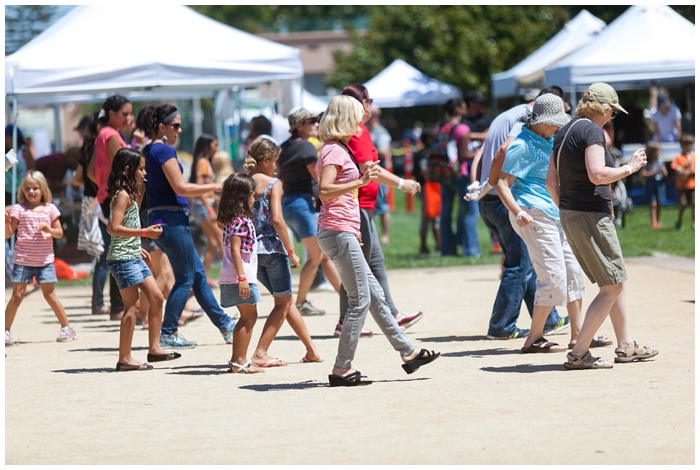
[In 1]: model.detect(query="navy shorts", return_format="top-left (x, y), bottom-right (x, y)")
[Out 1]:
top-left (11, 263), bottom-right (57, 284)
top-left (107, 258), bottom-right (153, 290)
top-left (220, 282), bottom-right (261, 307)
top-left (257, 253), bottom-right (293, 297)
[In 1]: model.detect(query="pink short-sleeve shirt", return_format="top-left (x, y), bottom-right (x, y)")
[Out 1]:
top-left (316, 141), bottom-right (361, 237)
top-left (10, 202), bottom-right (61, 267)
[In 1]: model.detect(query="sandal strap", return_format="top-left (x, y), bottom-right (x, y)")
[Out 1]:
top-left (228, 360), bottom-right (252, 372)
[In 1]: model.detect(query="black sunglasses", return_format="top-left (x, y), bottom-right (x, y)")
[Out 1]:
top-left (167, 122), bottom-right (182, 131)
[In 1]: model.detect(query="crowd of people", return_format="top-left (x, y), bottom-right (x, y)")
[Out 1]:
top-left (9, 79), bottom-right (692, 379)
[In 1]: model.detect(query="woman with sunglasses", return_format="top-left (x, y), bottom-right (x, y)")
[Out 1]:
top-left (279, 108), bottom-right (341, 317)
top-left (547, 83), bottom-right (658, 370)
top-left (136, 104), bottom-right (238, 350)
top-left (87, 95), bottom-right (132, 321)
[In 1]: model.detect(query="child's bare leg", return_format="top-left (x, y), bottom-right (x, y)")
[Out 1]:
top-left (140, 276), bottom-right (168, 356)
top-left (252, 296), bottom-right (290, 366)
top-left (117, 286), bottom-right (141, 366)
top-left (230, 304), bottom-right (263, 373)
top-left (286, 299), bottom-right (321, 362)
top-left (5, 283), bottom-right (28, 331)
top-left (40, 283), bottom-right (69, 327)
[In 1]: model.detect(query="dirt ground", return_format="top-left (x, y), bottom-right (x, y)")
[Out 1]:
top-left (3, 254), bottom-right (695, 465)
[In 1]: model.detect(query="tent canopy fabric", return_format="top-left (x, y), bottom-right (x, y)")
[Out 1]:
top-left (491, 10), bottom-right (606, 99)
top-left (545, 5), bottom-right (696, 92)
top-left (5, 5), bottom-right (303, 105)
top-left (364, 59), bottom-right (462, 108)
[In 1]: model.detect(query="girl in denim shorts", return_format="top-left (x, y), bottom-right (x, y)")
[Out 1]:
top-left (106, 148), bottom-right (180, 371)
top-left (217, 173), bottom-right (264, 374)
top-left (5, 171), bottom-right (76, 345)
top-left (246, 137), bottom-right (322, 367)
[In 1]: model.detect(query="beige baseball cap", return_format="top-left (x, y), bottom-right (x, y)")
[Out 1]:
top-left (287, 108), bottom-right (318, 132)
top-left (585, 82), bottom-right (628, 114)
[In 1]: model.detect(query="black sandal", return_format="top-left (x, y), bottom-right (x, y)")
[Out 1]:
top-left (328, 370), bottom-right (373, 387)
top-left (401, 348), bottom-right (441, 374)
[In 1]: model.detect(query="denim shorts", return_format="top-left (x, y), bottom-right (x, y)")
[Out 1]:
top-left (220, 282), bottom-right (261, 307)
top-left (189, 201), bottom-right (209, 224)
top-left (11, 263), bottom-right (57, 284)
top-left (375, 184), bottom-right (390, 215)
top-left (282, 193), bottom-right (318, 241)
top-left (107, 258), bottom-right (153, 290)
top-left (257, 253), bottom-right (293, 297)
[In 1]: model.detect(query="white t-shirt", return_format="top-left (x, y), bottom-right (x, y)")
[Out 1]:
top-left (651, 105), bottom-right (681, 142)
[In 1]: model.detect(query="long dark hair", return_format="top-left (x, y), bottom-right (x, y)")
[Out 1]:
top-left (189, 134), bottom-right (217, 184)
top-left (217, 173), bottom-right (256, 223)
top-left (107, 148), bottom-right (142, 202)
top-left (442, 98), bottom-right (465, 117)
top-left (136, 104), bottom-right (178, 140)
top-left (98, 95), bottom-right (130, 125)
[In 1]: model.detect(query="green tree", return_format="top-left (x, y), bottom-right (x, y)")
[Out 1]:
top-left (5, 5), bottom-right (62, 55)
top-left (327, 6), bottom-right (570, 98)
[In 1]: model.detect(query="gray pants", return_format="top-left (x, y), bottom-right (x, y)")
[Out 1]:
top-left (318, 227), bottom-right (414, 370)
top-left (339, 208), bottom-right (398, 322)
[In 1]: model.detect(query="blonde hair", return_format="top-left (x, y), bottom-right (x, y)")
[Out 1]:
top-left (211, 150), bottom-right (235, 183)
top-left (576, 91), bottom-right (611, 119)
top-left (319, 95), bottom-right (364, 143)
top-left (18, 170), bottom-right (52, 204)
top-left (243, 137), bottom-right (281, 173)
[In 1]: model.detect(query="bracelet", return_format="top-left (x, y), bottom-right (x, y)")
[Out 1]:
top-left (622, 165), bottom-right (632, 176)
top-left (141, 229), bottom-right (147, 238)
top-left (516, 211), bottom-right (527, 220)
top-left (237, 275), bottom-right (247, 282)
top-left (207, 208), bottom-right (215, 214)
top-left (5, 220), bottom-right (10, 225)
top-left (398, 178), bottom-right (405, 189)
top-left (287, 248), bottom-right (294, 255)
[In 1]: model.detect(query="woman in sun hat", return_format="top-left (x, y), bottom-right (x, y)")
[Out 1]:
top-left (546, 82), bottom-right (658, 370)
top-left (496, 93), bottom-right (597, 355)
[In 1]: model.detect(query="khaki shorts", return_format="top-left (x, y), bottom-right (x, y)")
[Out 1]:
top-left (560, 209), bottom-right (627, 287)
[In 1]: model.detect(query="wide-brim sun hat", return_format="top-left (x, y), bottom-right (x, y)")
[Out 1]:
top-left (585, 82), bottom-right (628, 114)
top-left (528, 93), bottom-right (571, 128)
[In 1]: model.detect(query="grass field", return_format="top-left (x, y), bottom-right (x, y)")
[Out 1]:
top-left (55, 190), bottom-right (694, 287)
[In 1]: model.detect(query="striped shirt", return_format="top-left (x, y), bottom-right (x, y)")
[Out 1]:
top-left (220, 215), bottom-right (258, 285)
top-left (10, 203), bottom-right (61, 267)
top-left (107, 191), bottom-right (142, 260)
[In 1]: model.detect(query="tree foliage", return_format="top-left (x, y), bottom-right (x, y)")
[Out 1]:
top-left (326, 6), bottom-right (571, 97)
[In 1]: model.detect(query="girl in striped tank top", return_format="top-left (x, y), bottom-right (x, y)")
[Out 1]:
top-left (5, 170), bottom-right (76, 345)
top-left (106, 148), bottom-right (179, 371)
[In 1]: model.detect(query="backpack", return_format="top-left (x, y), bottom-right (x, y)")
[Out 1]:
top-left (425, 122), bottom-right (458, 187)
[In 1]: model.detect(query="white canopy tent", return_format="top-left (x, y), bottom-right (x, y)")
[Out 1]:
top-left (4, 4), bottom-right (304, 104)
top-left (364, 59), bottom-right (462, 108)
top-left (491, 10), bottom-right (606, 99)
top-left (5, 4), bottom-right (304, 204)
top-left (544, 5), bottom-right (696, 93)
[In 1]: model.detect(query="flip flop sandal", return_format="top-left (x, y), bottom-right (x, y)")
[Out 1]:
top-left (328, 370), bottom-right (372, 387)
top-left (614, 341), bottom-right (659, 363)
top-left (257, 358), bottom-right (287, 368)
top-left (228, 360), bottom-right (264, 374)
top-left (521, 337), bottom-right (564, 353)
top-left (401, 348), bottom-right (440, 374)
top-left (563, 351), bottom-right (613, 370)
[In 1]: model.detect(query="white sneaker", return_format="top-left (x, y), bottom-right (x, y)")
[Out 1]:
top-left (396, 311), bottom-right (424, 331)
top-left (56, 326), bottom-right (77, 342)
top-left (311, 281), bottom-right (335, 293)
top-left (297, 300), bottom-right (326, 316)
top-left (5, 330), bottom-right (14, 346)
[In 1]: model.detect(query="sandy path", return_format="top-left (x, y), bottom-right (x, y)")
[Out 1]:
top-left (4, 255), bottom-right (694, 464)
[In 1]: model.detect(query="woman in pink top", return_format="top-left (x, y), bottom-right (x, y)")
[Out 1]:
top-left (316, 95), bottom-right (440, 387)
top-left (87, 95), bottom-right (132, 321)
